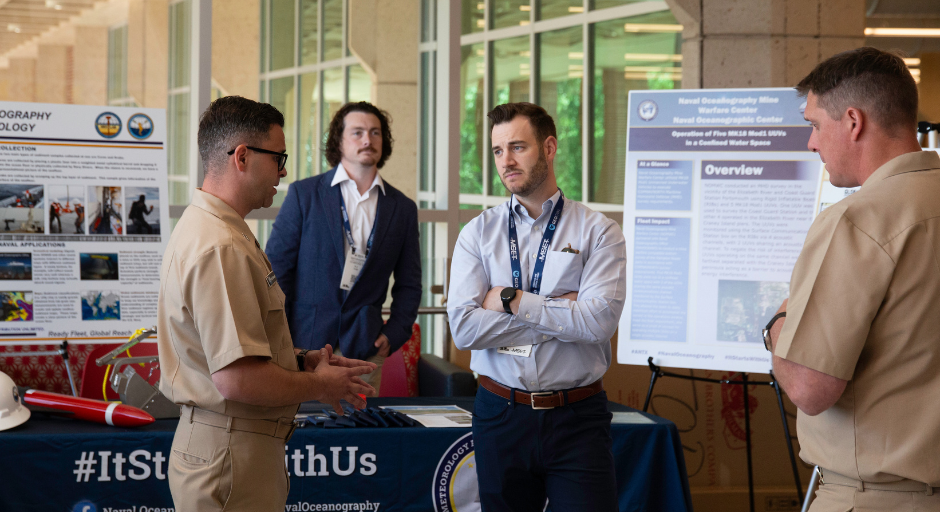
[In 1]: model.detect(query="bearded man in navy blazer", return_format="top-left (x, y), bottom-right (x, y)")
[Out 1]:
top-left (266, 102), bottom-right (421, 394)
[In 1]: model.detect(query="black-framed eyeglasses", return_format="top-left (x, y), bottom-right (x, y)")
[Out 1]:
top-left (761, 311), bottom-right (787, 352)
top-left (228, 146), bottom-right (288, 171)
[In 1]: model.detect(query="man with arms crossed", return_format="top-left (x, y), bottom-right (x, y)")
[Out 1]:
top-left (765, 47), bottom-right (940, 511)
top-left (447, 103), bottom-right (626, 511)
top-left (158, 96), bottom-right (376, 512)
top-left (267, 102), bottom-right (421, 395)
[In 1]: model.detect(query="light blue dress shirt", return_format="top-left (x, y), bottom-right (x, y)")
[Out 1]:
top-left (447, 189), bottom-right (627, 391)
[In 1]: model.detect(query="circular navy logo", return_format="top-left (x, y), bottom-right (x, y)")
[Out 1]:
top-left (432, 432), bottom-right (479, 512)
top-left (637, 100), bottom-right (658, 121)
top-left (72, 500), bottom-right (97, 512)
top-left (95, 112), bottom-right (121, 138)
top-left (128, 113), bottom-right (154, 140)
top-left (512, 271), bottom-right (520, 277)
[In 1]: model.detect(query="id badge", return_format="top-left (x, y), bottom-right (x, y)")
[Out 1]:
top-left (497, 345), bottom-right (532, 357)
top-left (339, 251), bottom-right (368, 290)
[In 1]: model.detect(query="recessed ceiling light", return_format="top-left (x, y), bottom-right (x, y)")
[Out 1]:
top-left (865, 27), bottom-right (940, 37)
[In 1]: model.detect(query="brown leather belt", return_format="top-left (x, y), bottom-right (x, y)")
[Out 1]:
top-left (817, 467), bottom-right (938, 495)
top-left (182, 405), bottom-right (297, 441)
top-left (479, 375), bottom-right (604, 409)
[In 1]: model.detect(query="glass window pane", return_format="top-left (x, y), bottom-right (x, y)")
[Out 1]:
top-left (270, 0), bottom-right (296, 70)
top-left (460, 43), bottom-right (484, 195)
top-left (260, 0), bottom-right (267, 72)
top-left (169, 1), bottom-right (190, 89)
top-left (347, 64), bottom-right (371, 103)
top-left (300, 0), bottom-right (319, 66)
top-left (321, 67), bottom-right (344, 171)
top-left (167, 93), bottom-right (190, 205)
top-left (269, 76), bottom-right (296, 205)
top-left (491, 36), bottom-right (530, 196)
top-left (421, 0), bottom-right (431, 43)
top-left (420, 51), bottom-right (435, 195)
top-left (590, 11), bottom-right (681, 204)
top-left (461, 0), bottom-right (484, 35)
top-left (591, 0), bottom-right (637, 9)
top-left (299, 71), bottom-right (319, 179)
top-left (418, 222), bottom-right (448, 356)
top-left (539, 0), bottom-right (584, 20)
top-left (538, 27), bottom-right (583, 201)
top-left (492, 0), bottom-right (530, 29)
top-left (323, 0), bottom-right (343, 61)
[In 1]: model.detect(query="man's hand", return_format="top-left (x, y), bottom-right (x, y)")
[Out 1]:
top-left (374, 333), bottom-right (390, 358)
top-left (313, 347), bottom-right (376, 414)
top-left (483, 286), bottom-right (522, 314)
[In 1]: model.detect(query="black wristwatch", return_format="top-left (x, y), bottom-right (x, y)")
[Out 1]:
top-left (499, 287), bottom-right (519, 314)
top-left (762, 312), bottom-right (786, 352)
top-left (296, 349), bottom-right (309, 371)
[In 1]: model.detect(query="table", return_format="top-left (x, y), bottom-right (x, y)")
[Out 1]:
top-left (0, 397), bottom-right (692, 512)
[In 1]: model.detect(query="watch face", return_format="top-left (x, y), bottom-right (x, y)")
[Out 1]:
top-left (500, 287), bottom-right (516, 301)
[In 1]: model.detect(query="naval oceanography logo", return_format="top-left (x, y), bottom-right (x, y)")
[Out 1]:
top-left (95, 112), bottom-right (122, 139)
top-left (432, 432), bottom-right (480, 512)
top-left (637, 100), bottom-right (658, 121)
top-left (128, 113), bottom-right (154, 140)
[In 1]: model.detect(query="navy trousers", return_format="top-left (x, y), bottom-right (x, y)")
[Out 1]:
top-left (472, 385), bottom-right (618, 512)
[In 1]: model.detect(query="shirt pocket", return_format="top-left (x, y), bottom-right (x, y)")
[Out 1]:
top-left (538, 250), bottom-right (583, 296)
top-left (264, 283), bottom-right (294, 367)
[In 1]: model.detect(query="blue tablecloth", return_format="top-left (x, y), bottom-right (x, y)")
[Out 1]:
top-left (0, 397), bottom-right (691, 512)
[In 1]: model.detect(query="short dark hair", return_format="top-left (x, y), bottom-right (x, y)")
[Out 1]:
top-left (487, 102), bottom-right (557, 146)
top-left (198, 96), bottom-right (285, 175)
top-left (324, 102), bottom-right (394, 169)
top-left (796, 47), bottom-right (918, 133)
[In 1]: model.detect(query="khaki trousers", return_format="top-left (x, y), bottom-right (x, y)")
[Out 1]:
top-left (811, 478), bottom-right (940, 512)
top-left (168, 408), bottom-right (289, 512)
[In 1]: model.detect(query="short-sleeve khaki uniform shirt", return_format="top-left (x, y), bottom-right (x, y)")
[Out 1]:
top-left (158, 189), bottom-right (298, 421)
top-left (775, 150), bottom-right (940, 485)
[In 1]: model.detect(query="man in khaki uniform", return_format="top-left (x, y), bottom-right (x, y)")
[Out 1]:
top-left (766, 47), bottom-right (940, 511)
top-left (158, 96), bottom-right (376, 512)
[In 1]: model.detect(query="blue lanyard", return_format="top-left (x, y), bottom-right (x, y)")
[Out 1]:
top-left (508, 193), bottom-right (564, 296)
top-left (339, 194), bottom-right (377, 256)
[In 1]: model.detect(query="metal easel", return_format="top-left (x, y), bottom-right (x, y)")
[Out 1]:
top-left (642, 357), bottom-right (804, 512)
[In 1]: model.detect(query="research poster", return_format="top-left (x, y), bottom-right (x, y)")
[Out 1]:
top-left (617, 88), bottom-right (854, 374)
top-left (0, 102), bottom-right (167, 342)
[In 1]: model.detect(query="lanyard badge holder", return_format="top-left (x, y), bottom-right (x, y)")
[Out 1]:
top-left (338, 196), bottom-right (377, 291)
top-left (497, 193), bottom-right (564, 357)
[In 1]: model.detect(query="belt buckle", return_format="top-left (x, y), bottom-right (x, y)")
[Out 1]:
top-left (530, 391), bottom-right (555, 410)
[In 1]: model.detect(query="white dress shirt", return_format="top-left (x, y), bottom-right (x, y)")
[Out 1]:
top-left (331, 163), bottom-right (385, 256)
top-left (447, 189), bottom-right (627, 391)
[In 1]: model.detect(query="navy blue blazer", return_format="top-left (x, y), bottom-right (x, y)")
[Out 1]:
top-left (265, 168), bottom-right (422, 360)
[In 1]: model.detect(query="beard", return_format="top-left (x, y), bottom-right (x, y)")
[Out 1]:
top-left (500, 151), bottom-right (549, 197)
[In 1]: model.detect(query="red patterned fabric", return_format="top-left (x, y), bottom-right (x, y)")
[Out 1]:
top-left (0, 343), bottom-right (98, 395)
top-left (400, 324), bottom-right (421, 397)
top-left (379, 324), bottom-right (421, 397)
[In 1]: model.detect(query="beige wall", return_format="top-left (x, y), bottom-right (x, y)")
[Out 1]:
top-left (920, 53), bottom-right (940, 123)
top-left (35, 45), bottom-right (72, 104)
top-left (213, 0), bottom-right (260, 100)
top-left (348, 0), bottom-right (419, 201)
top-left (73, 26), bottom-right (109, 106)
top-left (668, 0), bottom-right (865, 88)
top-left (8, 58), bottom-right (37, 103)
top-left (128, 0), bottom-right (169, 108)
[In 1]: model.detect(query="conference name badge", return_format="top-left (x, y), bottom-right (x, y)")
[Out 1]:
top-left (339, 251), bottom-right (368, 290)
top-left (497, 344), bottom-right (532, 357)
